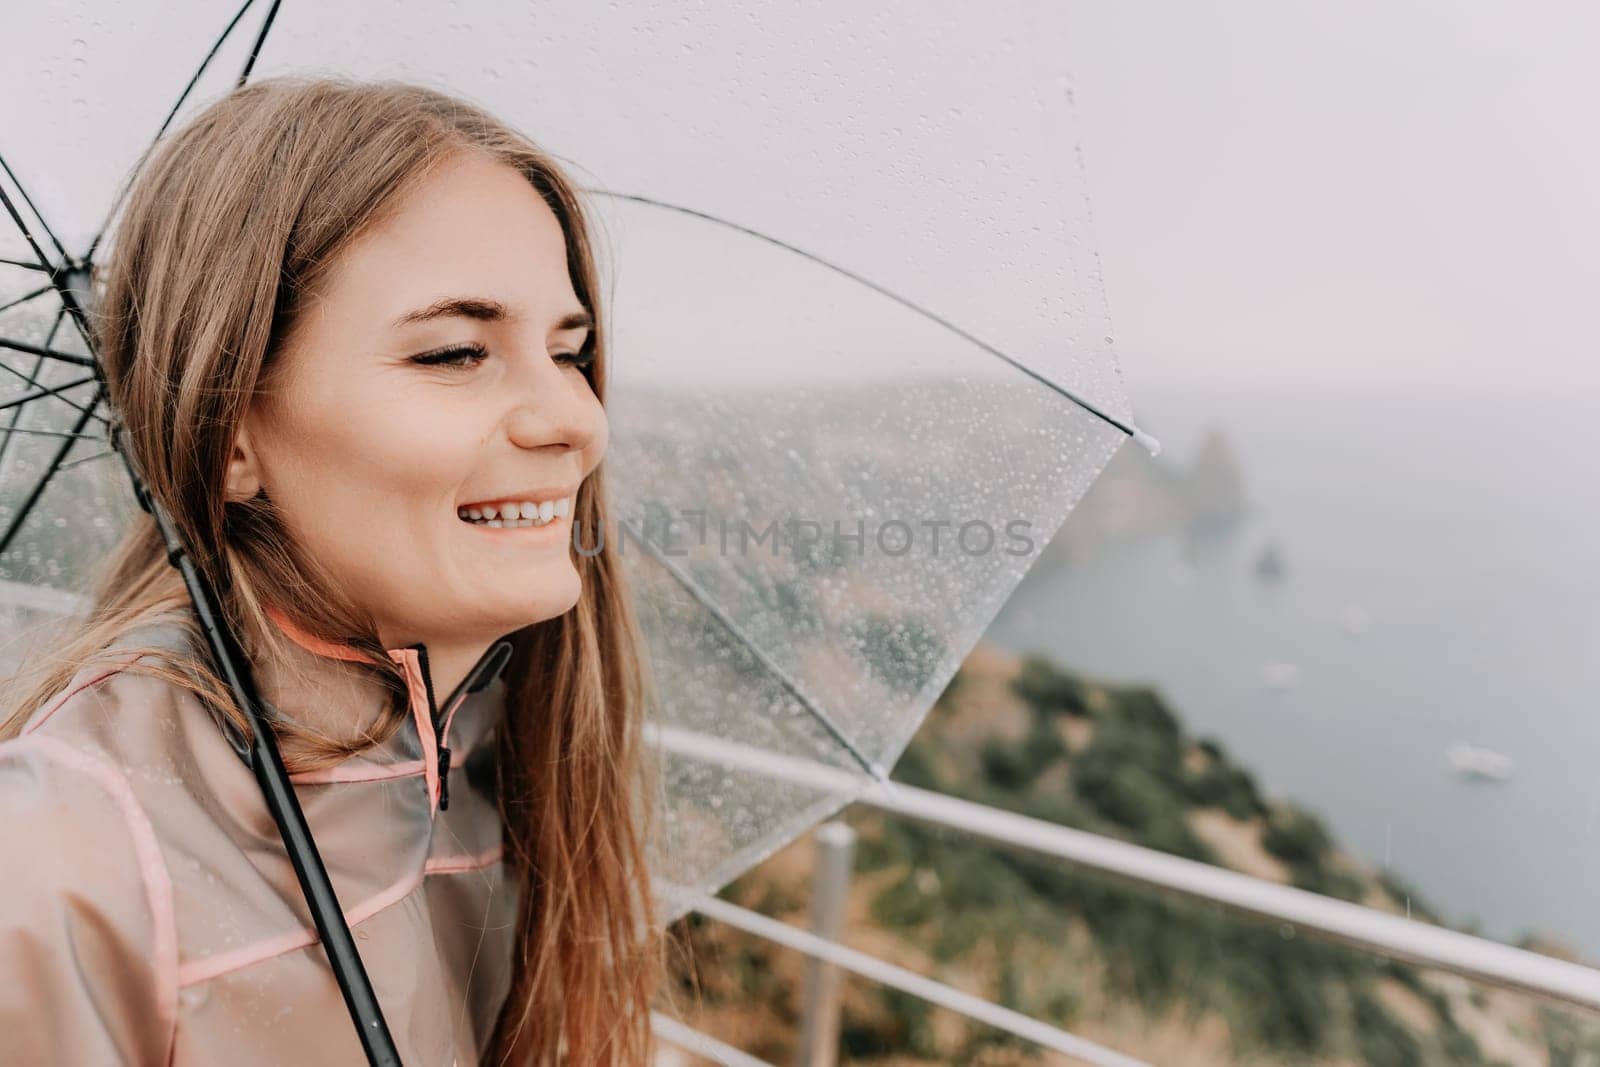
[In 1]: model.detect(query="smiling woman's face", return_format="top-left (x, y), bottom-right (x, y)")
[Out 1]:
top-left (226, 150), bottom-right (607, 650)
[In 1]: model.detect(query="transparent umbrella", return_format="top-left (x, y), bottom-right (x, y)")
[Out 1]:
top-left (1, 1), bottom-right (1158, 1060)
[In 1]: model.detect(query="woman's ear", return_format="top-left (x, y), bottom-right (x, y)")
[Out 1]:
top-left (223, 420), bottom-right (264, 502)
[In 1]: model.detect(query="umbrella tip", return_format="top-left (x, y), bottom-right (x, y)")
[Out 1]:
top-left (1129, 424), bottom-right (1162, 457)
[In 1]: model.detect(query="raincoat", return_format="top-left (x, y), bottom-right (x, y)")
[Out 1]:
top-left (0, 612), bottom-right (518, 1065)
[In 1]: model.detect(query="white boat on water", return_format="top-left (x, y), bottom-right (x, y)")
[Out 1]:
top-left (1446, 742), bottom-right (1514, 782)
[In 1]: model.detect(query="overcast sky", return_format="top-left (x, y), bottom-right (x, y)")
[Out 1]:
top-left (1060, 1), bottom-right (1599, 395)
top-left (5, 3), bottom-right (1594, 403)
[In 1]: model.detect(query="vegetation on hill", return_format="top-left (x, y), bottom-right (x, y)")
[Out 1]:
top-left (661, 644), bottom-right (1600, 1065)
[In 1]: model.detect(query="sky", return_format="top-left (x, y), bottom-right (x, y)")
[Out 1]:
top-left (1059, 1), bottom-right (1600, 396)
top-left (4, 3), bottom-right (1595, 404)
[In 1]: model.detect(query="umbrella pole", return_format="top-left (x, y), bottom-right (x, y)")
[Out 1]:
top-left (131, 462), bottom-right (403, 1067)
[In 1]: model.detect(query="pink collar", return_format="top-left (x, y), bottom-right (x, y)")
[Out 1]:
top-left (263, 605), bottom-right (382, 665)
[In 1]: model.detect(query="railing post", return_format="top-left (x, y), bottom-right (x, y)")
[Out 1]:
top-left (794, 821), bottom-right (856, 1067)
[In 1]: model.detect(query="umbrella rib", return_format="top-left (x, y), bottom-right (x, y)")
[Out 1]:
top-left (0, 285), bottom-right (55, 316)
top-left (625, 521), bottom-right (892, 787)
top-left (0, 376), bottom-right (96, 413)
top-left (0, 309), bottom-right (66, 476)
top-left (85, 0), bottom-right (272, 262)
top-left (0, 363), bottom-right (45, 476)
top-left (591, 190), bottom-right (1160, 456)
top-left (0, 357), bottom-right (107, 421)
top-left (0, 256), bottom-right (50, 273)
top-left (0, 337), bottom-right (96, 368)
top-left (56, 448), bottom-right (115, 472)
top-left (0, 426), bottom-right (107, 444)
top-left (237, 0), bottom-right (284, 87)
top-left (0, 155), bottom-right (73, 268)
top-left (0, 387), bottom-right (103, 555)
top-left (0, 152), bottom-right (76, 312)
top-left (0, 152), bottom-right (110, 368)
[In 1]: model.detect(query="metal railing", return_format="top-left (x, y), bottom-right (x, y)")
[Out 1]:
top-left (648, 723), bottom-right (1600, 1065)
top-left (651, 723), bottom-right (1600, 1014)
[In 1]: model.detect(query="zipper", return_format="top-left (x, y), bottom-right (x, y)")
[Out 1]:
top-left (409, 640), bottom-right (514, 810)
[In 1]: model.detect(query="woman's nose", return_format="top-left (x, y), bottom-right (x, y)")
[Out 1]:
top-left (504, 355), bottom-right (602, 454)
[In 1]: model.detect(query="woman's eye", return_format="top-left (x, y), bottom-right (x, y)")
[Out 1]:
top-left (410, 342), bottom-right (488, 369)
top-left (409, 343), bottom-right (593, 371)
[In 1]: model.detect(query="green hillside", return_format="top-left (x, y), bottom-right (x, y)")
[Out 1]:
top-left (661, 643), bottom-right (1600, 1066)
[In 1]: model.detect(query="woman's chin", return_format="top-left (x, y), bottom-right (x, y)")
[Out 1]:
top-left (485, 579), bottom-right (583, 632)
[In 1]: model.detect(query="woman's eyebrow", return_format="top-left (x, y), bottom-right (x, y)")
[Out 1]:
top-left (391, 297), bottom-right (592, 334)
top-left (393, 296), bottom-right (512, 328)
top-left (552, 309), bottom-right (594, 333)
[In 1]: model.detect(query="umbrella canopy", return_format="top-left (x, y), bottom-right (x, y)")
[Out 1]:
top-left (0, 0), bottom-right (1154, 931)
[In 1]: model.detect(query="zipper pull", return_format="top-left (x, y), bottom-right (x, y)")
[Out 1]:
top-left (433, 640), bottom-right (513, 813)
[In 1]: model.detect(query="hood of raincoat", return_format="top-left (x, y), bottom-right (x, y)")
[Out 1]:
top-left (0, 614), bottom-right (519, 1066)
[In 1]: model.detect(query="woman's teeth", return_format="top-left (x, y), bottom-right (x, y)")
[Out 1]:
top-left (458, 497), bottom-right (572, 529)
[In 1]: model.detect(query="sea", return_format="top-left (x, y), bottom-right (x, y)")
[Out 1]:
top-left (982, 379), bottom-right (1600, 957)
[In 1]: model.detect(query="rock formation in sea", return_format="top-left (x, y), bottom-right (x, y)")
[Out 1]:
top-left (1035, 423), bottom-right (1250, 574)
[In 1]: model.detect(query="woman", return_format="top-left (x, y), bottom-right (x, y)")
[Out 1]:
top-left (0, 75), bottom-right (666, 1065)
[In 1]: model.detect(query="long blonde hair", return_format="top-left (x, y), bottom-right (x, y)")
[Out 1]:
top-left (0, 75), bottom-right (665, 1066)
